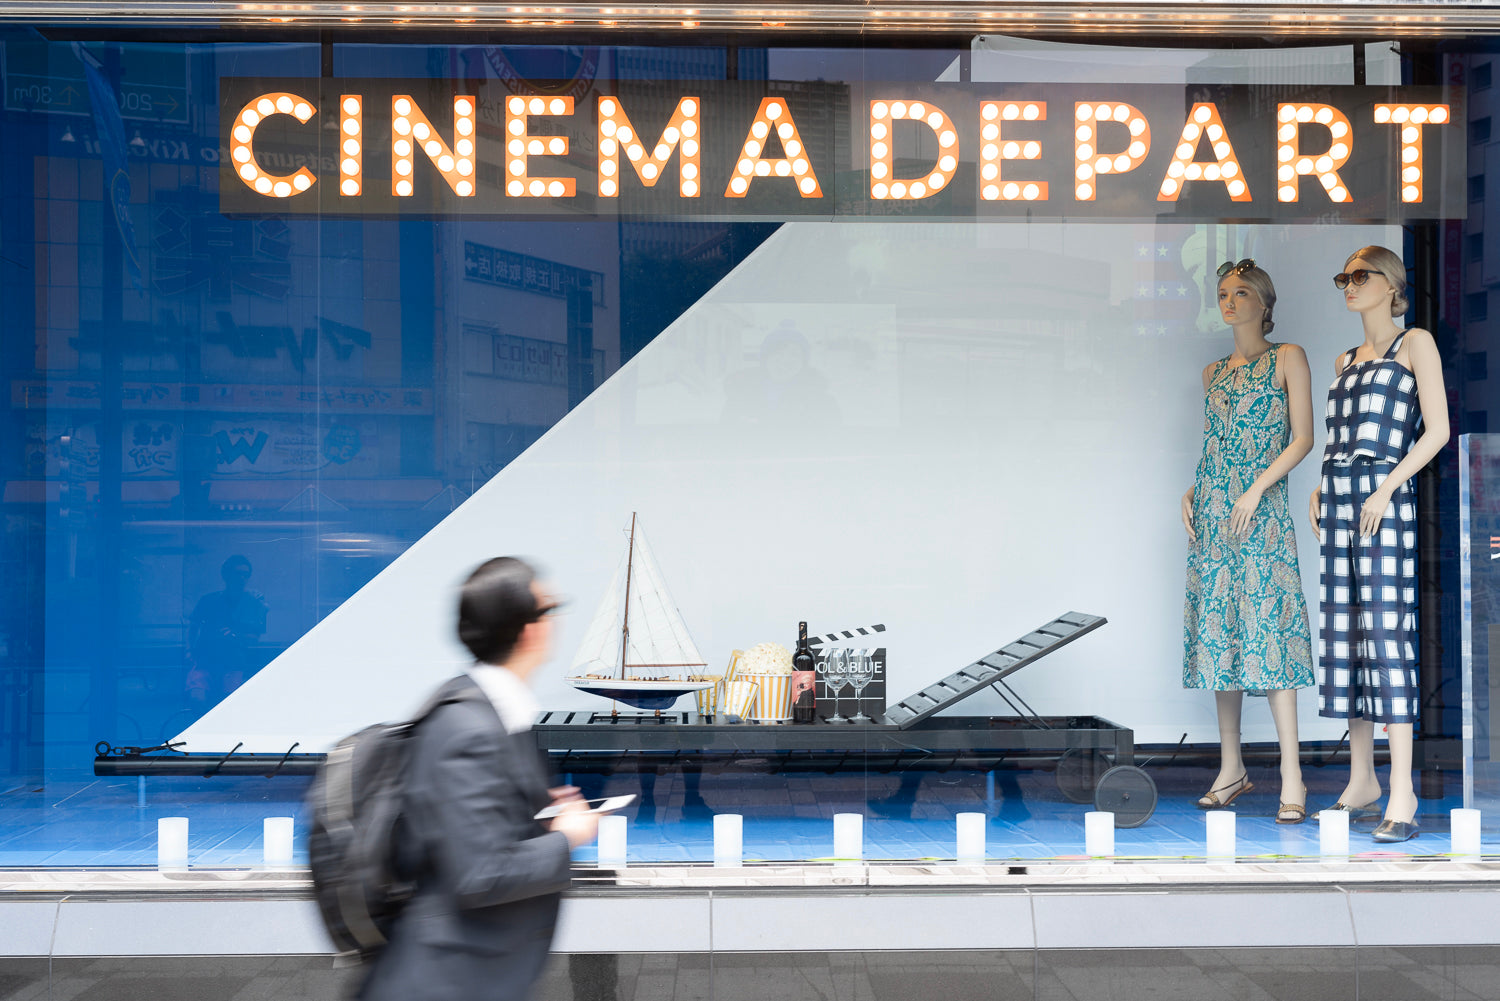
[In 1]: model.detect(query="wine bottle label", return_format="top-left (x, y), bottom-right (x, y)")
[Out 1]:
top-left (791, 671), bottom-right (815, 699)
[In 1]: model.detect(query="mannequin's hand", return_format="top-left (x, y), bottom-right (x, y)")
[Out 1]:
top-left (1181, 487), bottom-right (1196, 543)
top-left (1308, 487), bottom-right (1321, 535)
top-left (1229, 486), bottom-right (1264, 538)
top-left (1359, 484), bottom-right (1395, 539)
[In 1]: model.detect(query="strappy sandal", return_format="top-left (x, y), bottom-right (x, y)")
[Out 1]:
top-left (1197, 773), bottom-right (1254, 809)
top-left (1275, 802), bottom-right (1307, 825)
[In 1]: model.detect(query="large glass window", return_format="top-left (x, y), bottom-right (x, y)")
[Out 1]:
top-left (0, 28), bottom-right (1486, 865)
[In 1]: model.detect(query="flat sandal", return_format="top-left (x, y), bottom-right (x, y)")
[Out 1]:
top-left (1275, 802), bottom-right (1307, 825)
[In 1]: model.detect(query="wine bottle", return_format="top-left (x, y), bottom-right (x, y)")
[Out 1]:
top-left (792, 621), bottom-right (817, 724)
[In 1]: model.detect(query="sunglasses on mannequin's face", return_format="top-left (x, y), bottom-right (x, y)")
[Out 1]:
top-left (1333, 269), bottom-right (1378, 290)
top-left (1217, 258), bottom-right (1255, 278)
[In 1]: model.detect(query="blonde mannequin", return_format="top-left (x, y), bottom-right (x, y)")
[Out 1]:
top-left (1308, 246), bottom-right (1449, 842)
top-left (1182, 260), bottom-right (1316, 823)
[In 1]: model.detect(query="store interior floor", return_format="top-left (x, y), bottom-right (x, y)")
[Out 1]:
top-left (0, 758), bottom-right (1481, 867)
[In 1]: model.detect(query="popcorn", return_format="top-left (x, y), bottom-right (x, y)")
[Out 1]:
top-left (738, 641), bottom-right (793, 675)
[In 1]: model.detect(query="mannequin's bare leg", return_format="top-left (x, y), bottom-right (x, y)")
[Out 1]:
top-left (1334, 718), bottom-right (1383, 809)
top-left (1383, 723), bottom-right (1417, 824)
top-left (1266, 689), bottom-right (1304, 808)
top-left (1204, 690), bottom-right (1246, 798)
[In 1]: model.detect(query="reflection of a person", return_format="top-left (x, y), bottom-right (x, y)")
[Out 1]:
top-left (1183, 228), bottom-right (1257, 334)
top-left (721, 321), bottom-right (839, 427)
top-left (186, 555), bottom-right (269, 704)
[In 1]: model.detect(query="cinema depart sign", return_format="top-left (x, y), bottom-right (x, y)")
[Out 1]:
top-left (219, 79), bottom-right (1465, 223)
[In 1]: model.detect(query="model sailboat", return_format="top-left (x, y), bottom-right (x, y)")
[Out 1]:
top-left (566, 514), bottom-right (715, 710)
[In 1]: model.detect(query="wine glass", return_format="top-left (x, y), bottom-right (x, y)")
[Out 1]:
top-left (846, 649), bottom-right (875, 723)
top-left (820, 648), bottom-right (850, 724)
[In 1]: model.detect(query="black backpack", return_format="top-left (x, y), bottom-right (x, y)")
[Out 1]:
top-left (306, 683), bottom-right (467, 964)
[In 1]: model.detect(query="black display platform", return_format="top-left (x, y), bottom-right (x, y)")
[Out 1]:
top-left (532, 712), bottom-right (1135, 772)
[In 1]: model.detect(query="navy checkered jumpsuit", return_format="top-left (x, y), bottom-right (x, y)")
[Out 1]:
top-left (1317, 330), bottom-right (1422, 724)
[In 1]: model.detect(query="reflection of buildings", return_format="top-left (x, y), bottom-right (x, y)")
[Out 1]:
top-left (3, 42), bottom-right (788, 774)
top-left (447, 222), bottom-right (620, 484)
top-left (1452, 54), bottom-right (1495, 742)
top-left (1457, 55), bottom-right (1494, 436)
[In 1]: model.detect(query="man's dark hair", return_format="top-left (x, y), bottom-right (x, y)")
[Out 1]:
top-left (457, 557), bottom-right (538, 665)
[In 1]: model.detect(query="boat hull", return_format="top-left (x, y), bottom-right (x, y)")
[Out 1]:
top-left (566, 677), bottom-right (715, 711)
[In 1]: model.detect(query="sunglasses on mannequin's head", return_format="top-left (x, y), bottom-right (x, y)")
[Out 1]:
top-left (1216, 258), bottom-right (1256, 278)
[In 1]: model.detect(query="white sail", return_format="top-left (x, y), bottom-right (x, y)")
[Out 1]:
top-left (620, 526), bottom-right (706, 680)
top-left (570, 550), bottom-right (628, 678)
top-left (567, 517), bottom-right (707, 682)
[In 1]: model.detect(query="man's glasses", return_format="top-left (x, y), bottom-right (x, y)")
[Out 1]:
top-left (1333, 269), bottom-right (1376, 290)
top-left (1217, 258), bottom-right (1256, 278)
top-left (531, 600), bottom-right (567, 621)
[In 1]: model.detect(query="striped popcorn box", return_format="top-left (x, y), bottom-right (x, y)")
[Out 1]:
top-left (742, 672), bottom-right (793, 723)
top-left (692, 678), bottom-right (721, 719)
top-left (722, 680), bottom-right (758, 722)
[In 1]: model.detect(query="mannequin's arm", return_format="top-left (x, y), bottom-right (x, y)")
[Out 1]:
top-left (1182, 361), bottom-right (1218, 543)
top-left (1229, 344), bottom-right (1314, 536)
top-left (1307, 351), bottom-right (1347, 533)
top-left (1355, 327), bottom-right (1449, 537)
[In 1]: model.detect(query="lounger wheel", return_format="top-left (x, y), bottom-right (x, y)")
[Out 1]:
top-left (1054, 748), bottom-right (1112, 804)
top-left (1093, 764), bottom-right (1157, 828)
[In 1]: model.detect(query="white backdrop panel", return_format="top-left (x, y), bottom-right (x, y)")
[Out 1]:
top-left (173, 217), bottom-right (1397, 752)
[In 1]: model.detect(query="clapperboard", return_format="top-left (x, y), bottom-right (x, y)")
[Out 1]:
top-left (809, 623), bottom-right (886, 721)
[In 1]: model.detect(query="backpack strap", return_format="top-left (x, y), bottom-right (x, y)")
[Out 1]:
top-left (410, 675), bottom-right (483, 723)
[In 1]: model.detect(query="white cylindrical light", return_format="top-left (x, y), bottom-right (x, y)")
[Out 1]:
top-left (1205, 811), bottom-right (1236, 860)
top-left (597, 815), bottom-right (628, 865)
top-left (157, 817), bottom-right (189, 866)
top-left (1452, 808), bottom-right (1482, 856)
top-left (713, 814), bottom-right (743, 865)
top-left (263, 817), bottom-right (294, 865)
top-left (1319, 809), bottom-right (1350, 858)
top-left (833, 813), bottom-right (863, 860)
top-left (1085, 811), bottom-right (1115, 857)
top-left (955, 813), bottom-right (986, 861)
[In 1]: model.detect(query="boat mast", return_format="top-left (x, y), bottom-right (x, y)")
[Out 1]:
top-left (618, 512), bottom-right (636, 680)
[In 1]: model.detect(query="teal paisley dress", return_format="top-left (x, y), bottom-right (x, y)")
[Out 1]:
top-left (1183, 346), bottom-right (1314, 692)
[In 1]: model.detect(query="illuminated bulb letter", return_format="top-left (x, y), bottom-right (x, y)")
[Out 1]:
top-left (504, 95), bottom-right (575, 199)
top-left (230, 92), bottom-right (317, 198)
top-left (724, 97), bottom-right (823, 198)
top-left (868, 98), bottom-right (960, 200)
top-left (597, 95), bottom-right (700, 198)
top-left (338, 95), bottom-right (362, 197)
top-left (1073, 101), bottom-right (1150, 201)
top-left (1374, 103), bottom-right (1450, 203)
top-left (1158, 103), bottom-right (1250, 203)
top-left (977, 101), bottom-right (1047, 202)
top-left (1275, 103), bottom-right (1353, 204)
top-left (392, 94), bottom-right (479, 198)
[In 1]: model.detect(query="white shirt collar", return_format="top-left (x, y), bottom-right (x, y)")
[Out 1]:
top-left (466, 664), bottom-right (541, 734)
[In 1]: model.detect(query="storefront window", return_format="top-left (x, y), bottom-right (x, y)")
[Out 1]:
top-left (0, 26), bottom-right (1486, 864)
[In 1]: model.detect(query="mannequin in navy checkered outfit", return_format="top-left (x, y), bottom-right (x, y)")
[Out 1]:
top-left (1309, 246), bottom-right (1448, 841)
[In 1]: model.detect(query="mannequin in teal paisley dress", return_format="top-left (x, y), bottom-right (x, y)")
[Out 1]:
top-left (1181, 261), bottom-right (1316, 823)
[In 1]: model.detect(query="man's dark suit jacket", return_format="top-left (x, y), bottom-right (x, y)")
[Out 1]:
top-left (360, 674), bottom-right (573, 1001)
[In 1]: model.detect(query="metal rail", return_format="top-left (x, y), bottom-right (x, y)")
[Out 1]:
top-left (2, 2), bottom-right (1500, 37)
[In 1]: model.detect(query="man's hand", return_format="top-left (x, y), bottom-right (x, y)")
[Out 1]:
top-left (547, 799), bottom-right (600, 849)
top-left (547, 785), bottom-right (583, 805)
